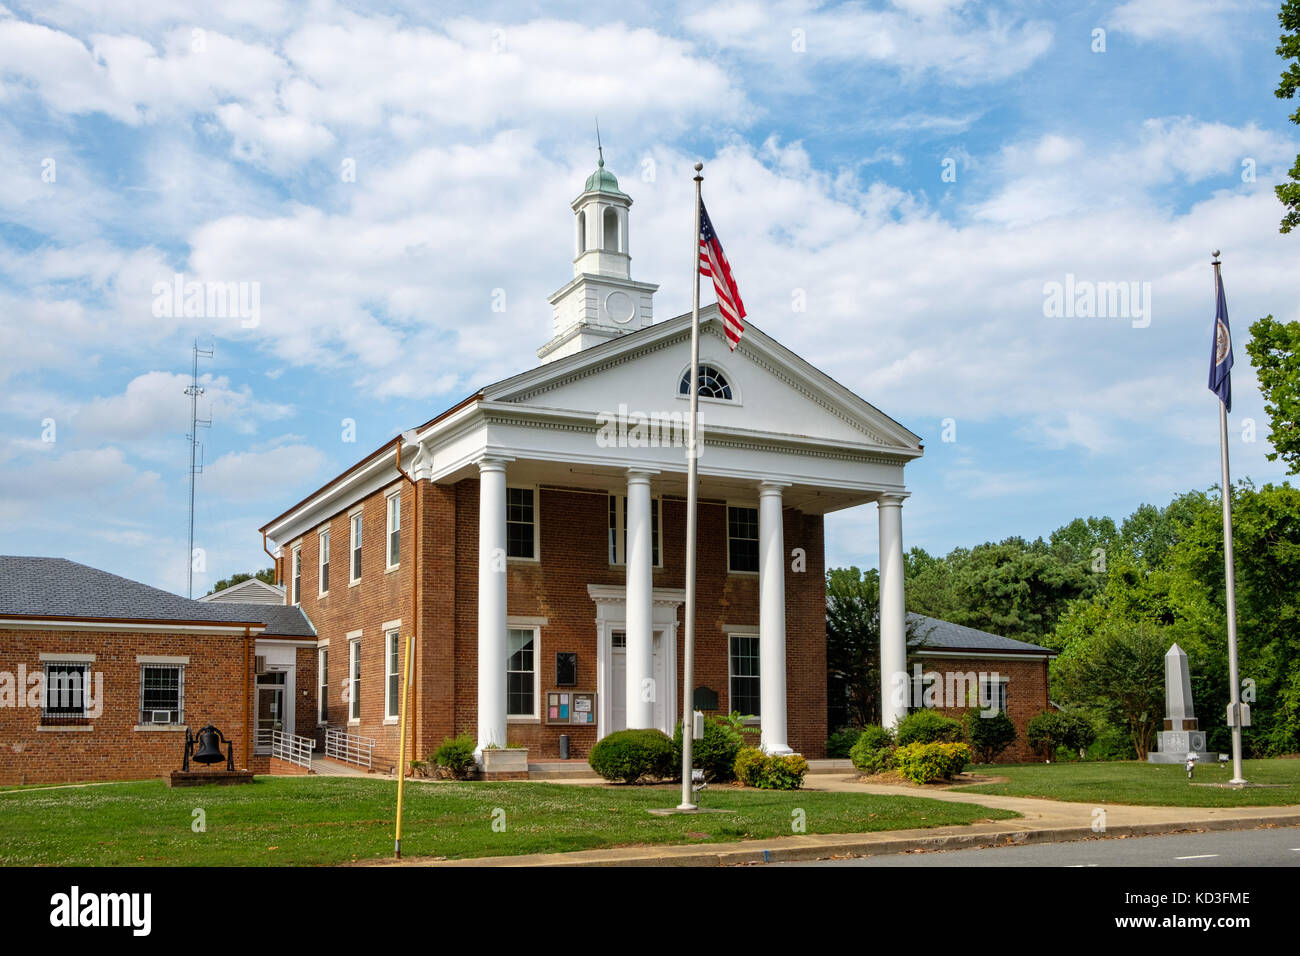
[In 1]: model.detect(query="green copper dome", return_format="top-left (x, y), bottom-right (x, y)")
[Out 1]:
top-left (583, 157), bottom-right (627, 196)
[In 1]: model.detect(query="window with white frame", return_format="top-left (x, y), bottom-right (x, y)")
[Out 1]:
top-left (507, 487), bottom-right (537, 559)
top-left (385, 628), bottom-right (401, 720)
top-left (291, 545), bottom-right (302, 604)
top-left (349, 637), bottom-right (361, 721)
top-left (386, 492), bottom-right (401, 568)
top-left (350, 511), bottom-right (362, 583)
top-left (506, 627), bottom-right (538, 717)
top-left (139, 664), bottom-right (184, 725)
top-left (318, 648), bottom-right (329, 724)
top-left (678, 364), bottom-right (734, 400)
top-left (319, 529), bottom-right (330, 594)
top-left (727, 506), bottom-right (759, 573)
top-left (42, 661), bottom-right (89, 721)
top-left (728, 635), bottom-right (761, 716)
top-left (608, 495), bottom-right (661, 566)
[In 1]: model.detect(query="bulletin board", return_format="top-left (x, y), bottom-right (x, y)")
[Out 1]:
top-left (546, 691), bottom-right (596, 725)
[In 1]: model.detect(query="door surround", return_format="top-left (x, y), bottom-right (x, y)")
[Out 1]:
top-left (588, 584), bottom-right (684, 741)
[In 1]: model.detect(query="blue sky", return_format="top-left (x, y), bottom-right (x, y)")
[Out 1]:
top-left (1, 0), bottom-right (1297, 593)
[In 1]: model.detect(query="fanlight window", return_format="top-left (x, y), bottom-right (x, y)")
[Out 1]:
top-left (679, 364), bottom-right (733, 400)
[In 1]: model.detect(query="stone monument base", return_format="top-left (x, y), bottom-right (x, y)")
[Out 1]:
top-left (1147, 729), bottom-right (1218, 764)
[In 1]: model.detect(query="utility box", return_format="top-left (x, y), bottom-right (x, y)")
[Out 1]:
top-left (693, 710), bottom-right (705, 741)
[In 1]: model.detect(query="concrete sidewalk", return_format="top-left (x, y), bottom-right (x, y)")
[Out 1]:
top-left (365, 773), bottom-right (1300, 867)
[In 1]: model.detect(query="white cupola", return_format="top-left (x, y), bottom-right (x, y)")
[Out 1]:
top-left (538, 147), bottom-right (659, 362)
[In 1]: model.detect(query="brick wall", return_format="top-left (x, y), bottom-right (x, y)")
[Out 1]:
top-left (910, 654), bottom-right (1051, 763)
top-left (0, 627), bottom-right (252, 785)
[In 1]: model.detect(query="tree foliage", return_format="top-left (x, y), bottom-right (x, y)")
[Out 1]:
top-left (1246, 315), bottom-right (1300, 474)
top-left (211, 568), bottom-right (276, 593)
top-left (1274, 0), bottom-right (1300, 232)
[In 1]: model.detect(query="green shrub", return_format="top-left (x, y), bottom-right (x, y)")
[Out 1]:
top-left (672, 716), bottom-right (744, 782)
top-left (733, 747), bottom-right (807, 790)
top-left (1085, 724), bottom-right (1134, 761)
top-left (1027, 710), bottom-right (1097, 759)
top-left (825, 726), bottom-right (861, 758)
top-left (896, 709), bottom-right (964, 746)
top-left (963, 708), bottom-right (1017, 763)
top-left (848, 725), bottom-right (896, 774)
top-left (893, 741), bottom-right (970, 784)
top-left (588, 728), bottom-right (675, 784)
top-left (432, 734), bottom-right (476, 779)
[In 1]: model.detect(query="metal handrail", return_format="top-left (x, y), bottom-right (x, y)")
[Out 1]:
top-left (269, 729), bottom-right (316, 769)
top-left (325, 727), bottom-right (376, 769)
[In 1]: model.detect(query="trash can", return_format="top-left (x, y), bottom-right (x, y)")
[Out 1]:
top-left (559, 734), bottom-right (570, 760)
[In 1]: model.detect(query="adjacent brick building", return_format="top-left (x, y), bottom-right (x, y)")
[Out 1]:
top-left (0, 557), bottom-right (314, 786)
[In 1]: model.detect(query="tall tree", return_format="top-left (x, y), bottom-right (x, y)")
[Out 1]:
top-left (1274, 0), bottom-right (1300, 231)
top-left (1246, 315), bottom-right (1300, 474)
top-left (211, 568), bottom-right (276, 593)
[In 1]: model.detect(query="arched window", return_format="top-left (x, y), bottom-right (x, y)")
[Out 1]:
top-left (577, 210), bottom-right (588, 253)
top-left (603, 207), bottom-right (620, 253)
top-left (679, 364), bottom-right (733, 400)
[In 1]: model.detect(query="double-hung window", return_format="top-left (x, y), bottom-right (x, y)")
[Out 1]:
top-left (139, 664), bottom-right (184, 725)
top-left (318, 529), bottom-right (330, 594)
top-left (608, 495), bottom-right (660, 565)
top-left (318, 649), bottom-right (329, 724)
top-left (728, 635), bottom-right (761, 716)
top-left (348, 636), bottom-right (362, 722)
top-left (506, 627), bottom-right (538, 718)
top-left (727, 506), bottom-right (759, 573)
top-left (507, 488), bottom-right (537, 559)
top-left (386, 492), bottom-right (401, 569)
top-left (291, 545), bottom-right (302, 604)
top-left (350, 511), bottom-right (362, 583)
top-left (385, 628), bottom-right (401, 720)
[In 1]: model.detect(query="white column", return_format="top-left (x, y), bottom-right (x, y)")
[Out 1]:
top-left (758, 481), bottom-right (792, 755)
top-left (625, 470), bottom-right (656, 729)
top-left (878, 494), bottom-right (908, 729)
top-left (476, 457), bottom-right (509, 755)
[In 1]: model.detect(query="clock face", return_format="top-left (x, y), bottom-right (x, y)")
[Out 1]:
top-left (605, 290), bottom-right (635, 324)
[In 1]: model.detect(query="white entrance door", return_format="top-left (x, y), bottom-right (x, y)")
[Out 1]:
top-left (610, 629), bottom-right (667, 734)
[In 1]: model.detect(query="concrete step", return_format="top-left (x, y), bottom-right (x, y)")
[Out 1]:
top-left (527, 760), bottom-right (598, 780)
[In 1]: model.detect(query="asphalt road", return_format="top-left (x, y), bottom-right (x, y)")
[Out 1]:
top-left (779, 825), bottom-right (1300, 866)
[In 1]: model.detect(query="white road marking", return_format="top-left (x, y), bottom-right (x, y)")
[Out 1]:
top-left (1175, 854), bottom-right (1219, 860)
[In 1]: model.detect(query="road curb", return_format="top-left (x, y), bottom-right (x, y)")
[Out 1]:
top-left (393, 812), bottom-right (1300, 867)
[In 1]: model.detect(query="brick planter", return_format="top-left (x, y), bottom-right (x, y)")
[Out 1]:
top-left (479, 747), bottom-right (528, 780)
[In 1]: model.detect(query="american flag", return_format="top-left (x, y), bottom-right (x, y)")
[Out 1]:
top-left (699, 200), bottom-right (746, 348)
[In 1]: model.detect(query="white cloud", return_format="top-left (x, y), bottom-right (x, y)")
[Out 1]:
top-left (1109, 0), bottom-right (1270, 45)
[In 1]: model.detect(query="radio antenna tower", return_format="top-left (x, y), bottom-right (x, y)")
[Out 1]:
top-left (185, 340), bottom-right (213, 598)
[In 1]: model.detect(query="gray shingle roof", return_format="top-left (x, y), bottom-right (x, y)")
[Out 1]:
top-left (907, 613), bottom-right (1054, 655)
top-left (0, 556), bottom-right (314, 638)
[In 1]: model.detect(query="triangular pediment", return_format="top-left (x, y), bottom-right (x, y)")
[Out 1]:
top-left (484, 308), bottom-right (921, 452)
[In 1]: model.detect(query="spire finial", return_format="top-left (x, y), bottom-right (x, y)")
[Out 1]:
top-left (596, 117), bottom-right (604, 167)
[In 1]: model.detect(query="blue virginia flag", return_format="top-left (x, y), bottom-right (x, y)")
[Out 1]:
top-left (1208, 266), bottom-right (1233, 412)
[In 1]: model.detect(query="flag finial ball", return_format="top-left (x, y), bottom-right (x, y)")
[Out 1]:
top-left (694, 162), bottom-right (703, 171)
top-left (1212, 249), bottom-right (1221, 259)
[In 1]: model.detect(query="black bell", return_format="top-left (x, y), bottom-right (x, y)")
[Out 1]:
top-left (192, 727), bottom-right (225, 764)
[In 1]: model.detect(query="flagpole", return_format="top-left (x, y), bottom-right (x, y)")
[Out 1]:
top-left (1213, 251), bottom-right (1246, 785)
top-left (679, 162), bottom-right (703, 810)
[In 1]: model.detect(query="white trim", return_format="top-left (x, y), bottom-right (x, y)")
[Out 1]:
top-left (506, 624), bottom-right (541, 719)
top-left (136, 654), bottom-right (189, 664)
top-left (133, 724), bottom-right (187, 732)
top-left (384, 626), bottom-right (402, 721)
top-left (587, 584), bottom-right (682, 740)
top-left (316, 637), bottom-right (330, 649)
top-left (291, 543), bottom-right (302, 605)
top-left (675, 359), bottom-right (742, 405)
top-left (506, 484), bottom-right (541, 563)
top-left (385, 490), bottom-right (401, 571)
top-left (506, 615), bottom-right (548, 628)
top-left (727, 632), bottom-right (762, 718)
top-left (725, 502), bottom-right (760, 576)
top-left (912, 650), bottom-right (1054, 661)
top-left (381, 618), bottom-right (403, 632)
top-left (37, 725), bottom-right (93, 732)
top-left (6, 620), bottom-right (263, 635)
top-left (345, 628), bottom-right (364, 640)
top-left (318, 527), bottom-right (331, 597)
top-left (39, 652), bottom-right (95, 662)
top-left (349, 509), bottom-right (363, 585)
top-left (347, 631), bottom-right (362, 723)
top-left (318, 645), bottom-right (329, 726)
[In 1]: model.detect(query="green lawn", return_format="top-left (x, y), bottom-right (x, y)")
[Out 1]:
top-left (960, 759), bottom-right (1300, 807)
top-left (0, 777), bottom-right (1017, 866)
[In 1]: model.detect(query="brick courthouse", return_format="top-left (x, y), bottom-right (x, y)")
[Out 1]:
top-left (0, 159), bottom-right (1052, 784)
